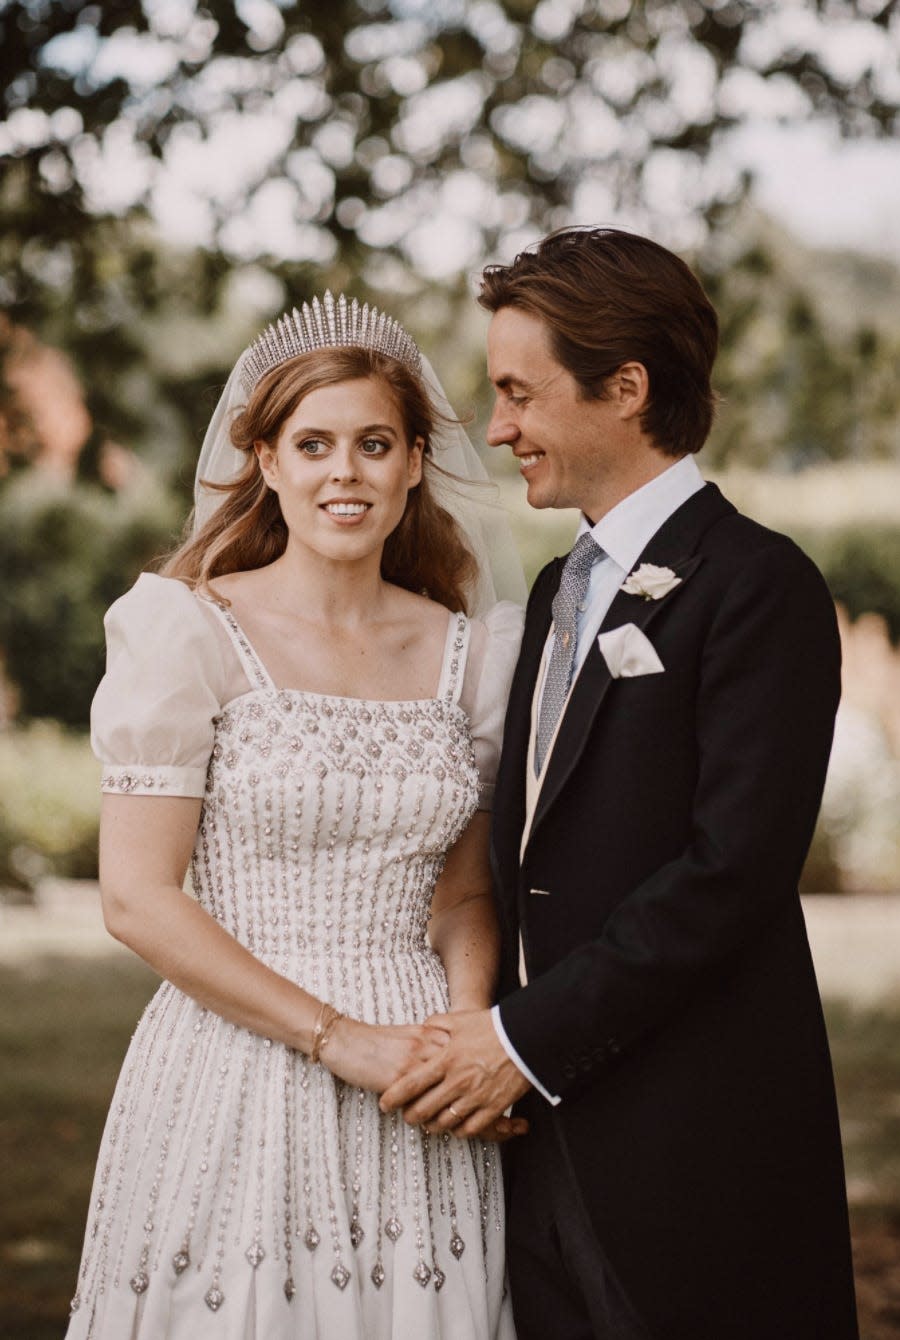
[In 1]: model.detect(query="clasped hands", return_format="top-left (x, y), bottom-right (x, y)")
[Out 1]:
top-left (379, 1008), bottom-right (531, 1144)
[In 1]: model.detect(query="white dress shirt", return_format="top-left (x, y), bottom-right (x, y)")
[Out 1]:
top-left (492, 454), bottom-right (706, 1104)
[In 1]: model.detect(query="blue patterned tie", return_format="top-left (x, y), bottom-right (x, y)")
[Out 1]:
top-left (535, 532), bottom-right (601, 774)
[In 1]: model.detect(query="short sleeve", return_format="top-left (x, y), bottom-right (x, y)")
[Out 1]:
top-left (460, 601), bottom-right (524, 810)
top-left (91, 573), bottom-right (227, 798)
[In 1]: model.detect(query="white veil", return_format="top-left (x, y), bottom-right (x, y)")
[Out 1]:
top-left (193, 344), bottom-right (527, 616)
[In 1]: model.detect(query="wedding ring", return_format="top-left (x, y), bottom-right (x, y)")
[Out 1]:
top-left (448, 1104), bottom-right (461, 1121)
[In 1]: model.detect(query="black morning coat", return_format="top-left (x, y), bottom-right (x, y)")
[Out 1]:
top-left (492, 483), bottom-right (859, 1340)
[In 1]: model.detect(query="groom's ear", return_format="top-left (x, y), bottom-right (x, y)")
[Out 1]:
top-left (610, 361), bottom-right (650, 421)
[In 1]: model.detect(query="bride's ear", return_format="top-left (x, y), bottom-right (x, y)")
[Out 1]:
top-left (255, 440), bottom-right (279, 490)
top-left (407, 436), bottom-right (424, 488)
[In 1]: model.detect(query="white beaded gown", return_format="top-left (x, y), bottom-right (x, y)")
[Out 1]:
top-left (67, 573), bottom-right (522, 1340)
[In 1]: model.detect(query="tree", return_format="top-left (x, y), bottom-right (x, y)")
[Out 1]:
top-left (2, 0), bottom-right (898, 466)
top-left (3, 1), bottom-right (900, 729)
top-left (3, 0), bottom-right (899, 299)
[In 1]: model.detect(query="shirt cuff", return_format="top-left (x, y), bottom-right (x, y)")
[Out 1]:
top-left (491, 1005), bottom-right (561, 1106)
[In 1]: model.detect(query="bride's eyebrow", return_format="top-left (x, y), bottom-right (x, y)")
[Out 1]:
top-left (289, 423), bottom-right (399, 439)
top-left (357, 423), bottom-right (400, 436)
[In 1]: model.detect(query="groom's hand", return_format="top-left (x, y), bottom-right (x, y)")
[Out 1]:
top-left (379, 1008), bottom-right (531, 1139)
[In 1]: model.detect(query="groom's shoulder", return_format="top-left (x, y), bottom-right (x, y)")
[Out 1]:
top-left (702, 491), bottom-right (832, 603)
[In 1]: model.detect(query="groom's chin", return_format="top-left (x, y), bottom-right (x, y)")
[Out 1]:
top-left (522, 477), bottom-right (550, 509)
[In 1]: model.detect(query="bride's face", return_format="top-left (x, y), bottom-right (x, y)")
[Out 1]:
top-left (256, 376), bottom-right (423, 563)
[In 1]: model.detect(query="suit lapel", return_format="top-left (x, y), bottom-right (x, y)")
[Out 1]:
top-left (492, 558), bottom-right (561, 883)
top-left (526, 483), bottom-right (734, 847)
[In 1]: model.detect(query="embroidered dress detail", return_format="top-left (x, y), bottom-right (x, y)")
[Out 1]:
top-left (70, 598), bottom-right (513, 1340)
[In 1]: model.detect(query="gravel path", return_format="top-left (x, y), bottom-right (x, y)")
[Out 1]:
top-left (2, 882), bottom-right (899, 1004)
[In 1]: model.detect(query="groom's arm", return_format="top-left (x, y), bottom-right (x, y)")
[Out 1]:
top-left (382, 537), bottom-right (840, 1129)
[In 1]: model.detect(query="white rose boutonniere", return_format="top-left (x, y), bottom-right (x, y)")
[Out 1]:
top-left (621, 563), bottom-right (682, 601)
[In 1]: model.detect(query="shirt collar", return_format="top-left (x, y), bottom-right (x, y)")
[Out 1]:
top-left (577, 454), bottom-right (706, 575)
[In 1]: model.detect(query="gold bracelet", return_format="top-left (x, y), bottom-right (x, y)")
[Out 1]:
top-left (310, 1002), bottom-right (343, 1065)
top-left (317, 1007), bottom-right (343, 1063)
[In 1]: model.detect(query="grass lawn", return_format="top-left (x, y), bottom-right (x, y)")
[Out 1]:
top-left (0, 958), bottom-right (898, 1338)
top-left (0, 956), bottom-right (157, 1339)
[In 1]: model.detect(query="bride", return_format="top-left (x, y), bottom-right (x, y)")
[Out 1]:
top-left (66, 294), bottom-right (525, 1338)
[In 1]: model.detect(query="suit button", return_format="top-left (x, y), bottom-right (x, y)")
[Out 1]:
top-left (562, 1063), bottom-right (577, 1080)
top-left (578, 1053), bottom-right (592, 1072)
top-left (607, 1038), bottom-right (621, 1056)
top-left (592, 1046), bottom-right (606, 1062)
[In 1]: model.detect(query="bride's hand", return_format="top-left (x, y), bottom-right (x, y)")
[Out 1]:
top-left (319, 1018), bottom-right (449, 1094)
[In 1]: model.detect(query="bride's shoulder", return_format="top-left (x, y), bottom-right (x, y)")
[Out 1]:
top-left (471, 599), bottom-right (524, 638)
top-left (468, 600), bottom-right (525, 659)
top-left (108, 570), bottom-right (194, 616)
top-left (104, 571), bottom-right (222, 647)
top-left (462, 600), bottom-right (524, 703)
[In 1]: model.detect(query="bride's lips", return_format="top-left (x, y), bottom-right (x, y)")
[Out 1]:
top-left (319, 499), bottom-right (373, 525)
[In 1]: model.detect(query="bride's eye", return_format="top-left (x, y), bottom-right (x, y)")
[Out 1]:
top-left (359, 437), bottom-right (390, 456)
top-left (299, 438), bottom-right (330, 456)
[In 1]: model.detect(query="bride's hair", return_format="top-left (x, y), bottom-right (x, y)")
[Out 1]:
top-left (162, 347), bottom-right (478, 612)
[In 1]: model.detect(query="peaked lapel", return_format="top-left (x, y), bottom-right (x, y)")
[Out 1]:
top-left (492, 557), bottom-right (562, 888)
top-left (526, 482), bottom-right (735, 847)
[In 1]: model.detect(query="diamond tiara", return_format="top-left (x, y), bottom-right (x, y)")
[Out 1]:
top-left (239, 291), bottom-right (422, 393)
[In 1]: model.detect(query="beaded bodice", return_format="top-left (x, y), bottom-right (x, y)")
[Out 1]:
top-left (193, 606), bottom-right (480, 1005)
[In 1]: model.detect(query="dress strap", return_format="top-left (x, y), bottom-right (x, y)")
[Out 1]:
top-left (199, 596), bottom-right (275, 692)
top-left (436, 611), bottom-right (471, 705)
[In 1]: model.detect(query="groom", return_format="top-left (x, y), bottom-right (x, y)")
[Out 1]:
top-left (382, 228), bottom-right (858, 1338)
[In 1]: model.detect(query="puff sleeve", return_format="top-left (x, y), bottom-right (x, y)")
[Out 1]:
top-left (461, 601), bottom-right (524, 810)
top-left (90, 573), bottom-right (227, 798)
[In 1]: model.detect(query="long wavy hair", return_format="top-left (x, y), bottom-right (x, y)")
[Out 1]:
top-left (162, 347), bottom-right (478, 612)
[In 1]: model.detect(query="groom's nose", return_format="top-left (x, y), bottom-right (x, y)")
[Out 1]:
top-left (486, 400), bottom-right (519, 448)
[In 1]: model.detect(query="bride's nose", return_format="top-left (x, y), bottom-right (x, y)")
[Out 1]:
top-left (329, 443), bottom-right (360, 481)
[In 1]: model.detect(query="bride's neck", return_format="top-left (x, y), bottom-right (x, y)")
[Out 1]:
top-left (265, 542), bottom-right (390, 629)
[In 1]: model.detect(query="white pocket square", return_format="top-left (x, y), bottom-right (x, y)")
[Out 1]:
top-left (597, 624), bottom-right (664, 678)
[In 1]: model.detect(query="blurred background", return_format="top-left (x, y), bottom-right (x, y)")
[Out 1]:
top-left (1, 1), bottom-right (899, 1335)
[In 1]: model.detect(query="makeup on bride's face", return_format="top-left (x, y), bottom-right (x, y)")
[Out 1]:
top-left (256, 376), bottom-right (423, 559)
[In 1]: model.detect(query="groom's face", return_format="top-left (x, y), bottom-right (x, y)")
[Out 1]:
top-left (486, 306), bottom-right (624, 519)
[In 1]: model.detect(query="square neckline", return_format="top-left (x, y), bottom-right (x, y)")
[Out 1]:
top-left (197, 589), bottom-right (470, 708)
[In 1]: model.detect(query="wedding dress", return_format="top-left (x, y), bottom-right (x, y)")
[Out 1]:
top-left (66, 572), bottom-right (521, 1340)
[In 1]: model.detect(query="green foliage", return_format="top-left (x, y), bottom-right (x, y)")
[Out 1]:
top-left (702, 237), bottom-right (900, 469)
top-left (0, 957), bottom-right (158, 1338)
top-left (0, 722), bottom-right (100, 889)
top-left (1, 0), bottom-right (900, 482)
top-left (0, 474), bottom-right (180, 724)
top-left (794, 525), bottom-right (900, 642)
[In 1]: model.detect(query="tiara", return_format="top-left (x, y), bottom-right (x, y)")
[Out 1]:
top-left (239, 291), bottom-right (422, 393)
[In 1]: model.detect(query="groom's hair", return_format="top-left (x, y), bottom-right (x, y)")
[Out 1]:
top-left (478, 227), bottom-right (719, 456)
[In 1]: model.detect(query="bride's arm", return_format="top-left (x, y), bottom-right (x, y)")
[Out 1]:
top-left (100, 793), bottom-right (442, 1089)
top-left (427, 811), bottom-right (499, 1012)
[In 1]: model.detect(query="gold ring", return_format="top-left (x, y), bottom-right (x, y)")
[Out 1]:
top-left (448, 1104), bottom-right (461, 1121)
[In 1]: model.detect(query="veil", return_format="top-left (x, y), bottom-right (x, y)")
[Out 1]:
top-left (192, 346), bottom-right (527, 616)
